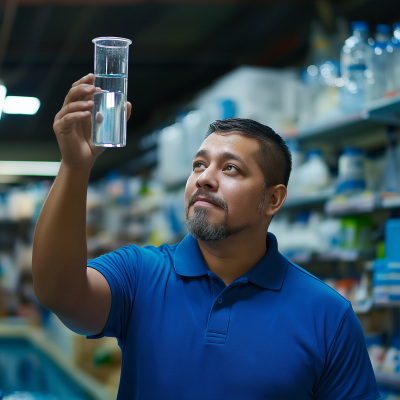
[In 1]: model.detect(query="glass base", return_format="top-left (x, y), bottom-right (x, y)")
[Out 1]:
top-left (92, 142), bottom-right (126, 148)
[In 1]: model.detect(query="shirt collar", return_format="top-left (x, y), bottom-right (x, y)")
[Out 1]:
top-left (174, 232), bottom-right (288, 291)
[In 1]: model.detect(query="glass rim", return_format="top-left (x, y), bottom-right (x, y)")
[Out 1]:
top-left (92, 37), bottom-right (132, 47)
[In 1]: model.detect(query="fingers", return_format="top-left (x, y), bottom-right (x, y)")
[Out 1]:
top-left (63, 84), bottom-right (99, 107)
top-left (127, 101), bottom-right (132, 121)
top-left (54, 111), bottom-right (91, 133)
top-left (72, 73), bottom-right (95, 88)
top-left (56, 100), bottom-right (94, 121)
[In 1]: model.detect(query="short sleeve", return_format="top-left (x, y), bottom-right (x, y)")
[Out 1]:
top-left (86, 245), bottom-right (141, 341)
top-left (315, 304), bottom-right (380, 400)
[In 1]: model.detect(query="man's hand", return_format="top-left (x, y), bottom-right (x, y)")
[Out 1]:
top-left (53, 73), bottom-right (132, 170)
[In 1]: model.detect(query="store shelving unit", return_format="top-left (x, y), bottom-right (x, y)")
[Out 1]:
top-left (293, 94), bottom-right (400, 143)
top-left (375, 372), bottom-right (400, 389)
top-left (284, 96), bottom-right (400, 391)
top-left (0, 323), bottom-right (112, 400)
top-left (282, 96), bottom-right (400, 217)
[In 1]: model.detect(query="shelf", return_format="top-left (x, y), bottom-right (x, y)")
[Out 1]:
top-left (283, 191), bottom-right (400, 216)
top-left (288, 249), bottom-right (374, 264)
top-left (354, 299), bottom-right (400, 314)
top-left (373, 300), bottom-right (400, 308)
top-left (381, 196), bottom-right (400, 209)
top-left (324, 192), bottom-right (377, 216)
top-left (283, 190), bottom-right (332, 210)
top-left (293, 94), bottom-right (400, 143)
top-left (375, 372), bottom-right (400, 389)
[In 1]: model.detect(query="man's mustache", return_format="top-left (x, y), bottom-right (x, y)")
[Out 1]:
top-left (187, 190), bottom-right (228, 212)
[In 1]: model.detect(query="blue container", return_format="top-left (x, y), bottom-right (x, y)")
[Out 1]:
top-left (385, 219), bottom-right (400, 260)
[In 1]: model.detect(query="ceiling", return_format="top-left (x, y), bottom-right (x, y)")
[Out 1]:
top-left (1, 0), bottom-right (400, 182)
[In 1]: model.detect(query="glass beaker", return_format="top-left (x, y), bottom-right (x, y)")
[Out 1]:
top-left (91, 37), bottom-right (132, 147)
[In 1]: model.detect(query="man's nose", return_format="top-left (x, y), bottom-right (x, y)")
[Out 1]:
top-left (196, 167), bottom-right (218, 191)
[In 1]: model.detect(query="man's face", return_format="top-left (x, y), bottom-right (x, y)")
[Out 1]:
top-left (184, 131), bottom-right (267, 241)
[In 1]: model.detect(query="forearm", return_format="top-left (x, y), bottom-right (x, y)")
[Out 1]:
top-left (32, 160), bottom-right (93, 310)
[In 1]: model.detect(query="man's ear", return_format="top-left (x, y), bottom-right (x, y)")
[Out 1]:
top-left (264, 184), bottom-right (287, 217)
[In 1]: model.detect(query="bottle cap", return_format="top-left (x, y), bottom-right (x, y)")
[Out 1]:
top-left (343, 146), bottom-right (363, 155)
top-left (376, 24), bottom-right (391, 34)
top-left (286, 140), bottom-right (300, 152)
top-left (306, 148), bottom-right (322, 158)
top-left (350, 21), bottom-right (369, 32)
top-left (220, 99), bottom-right (236, 120)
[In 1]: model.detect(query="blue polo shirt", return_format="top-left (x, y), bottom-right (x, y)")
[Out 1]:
top-left (87, 232), bottom-right (380, 400)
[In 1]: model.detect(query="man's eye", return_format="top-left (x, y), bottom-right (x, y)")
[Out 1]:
top-left (193, 162), bottom-right (205, 169)
top-left (226, 165), bottom-right (238, 172)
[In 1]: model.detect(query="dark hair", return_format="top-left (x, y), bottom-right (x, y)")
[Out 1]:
top-left (206, 118), bottom-right (292, 187)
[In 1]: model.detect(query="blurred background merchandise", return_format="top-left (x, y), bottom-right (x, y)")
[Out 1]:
top-left (1, 0), bottom-right (400, 399)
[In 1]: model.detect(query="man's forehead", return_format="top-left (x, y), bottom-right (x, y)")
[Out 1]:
top-left (200, 131), bottom-right (260, 156)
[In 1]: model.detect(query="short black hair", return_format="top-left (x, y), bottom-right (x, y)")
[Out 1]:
top-left (206, 118), bottom-right (292, 187)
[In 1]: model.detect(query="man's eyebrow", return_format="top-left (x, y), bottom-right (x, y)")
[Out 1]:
top-left (194, 149), bottom-right (208, 160)
top-left (193, 149), bottom-right (247, 166)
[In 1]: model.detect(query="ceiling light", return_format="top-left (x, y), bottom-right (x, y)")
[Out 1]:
top-left (0, 85), bottom-right (7, 120)
top-left (0, 161), bottom-right (60, 176)
top-left (3, 96), bottom-right (41, 115)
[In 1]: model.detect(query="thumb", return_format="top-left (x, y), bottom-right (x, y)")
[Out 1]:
top-left (127, 101), bottom-right (132, 121)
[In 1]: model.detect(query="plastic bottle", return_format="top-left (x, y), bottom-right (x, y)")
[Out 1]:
top-left (340, 21), bottom-right (372, 111)
top-left (336, 147), bottom-right (366, 194)
top-left (304, 22), bottom-right (340, 118)
top-left (392, 23), bottom-right (400, 92)
top-left (365, 333), bottom-right (385, 372)
top-left (286, 140), bottom-right (304, 198)
top-left (370, 24), bottom-right (396, 100)
top-left (384, 126), bottom-right (400, 194)
top-left (382, 335), bottom-right (400, 374)
top-left (296, 149), bottom-right (331, 194)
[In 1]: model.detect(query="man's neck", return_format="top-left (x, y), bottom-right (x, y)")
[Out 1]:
top-left (196, 230), bottom-right (268, 287)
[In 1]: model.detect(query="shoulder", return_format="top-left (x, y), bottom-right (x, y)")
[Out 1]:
top-left (88, 241), bottom-right (179, 273)
top-left (285, 259), bottom-right (350, 313)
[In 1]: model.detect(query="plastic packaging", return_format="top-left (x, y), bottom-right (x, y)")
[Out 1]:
top-left (296, 149), bottom-right (331, 194)
top-left (340, 215), bottom-right (372, 251)
top-left (365, 333), bottom-right (386, 372)
top-left (393, 23), bottom-right (400, 92)
top-left (286, 140), bottom-right (304, 197)
top-left (303, 22), bottom-right (340, 119)
top-left (158, 123), bottom-right (191, 186)
top-left (340, 21), bottom-right (372, 111)
top-left (370, 24), bottom-right (396, 100)
top-left (384, 126), bottom-right (400, 194)
top-left (336, 147), bottom-right (366, 194)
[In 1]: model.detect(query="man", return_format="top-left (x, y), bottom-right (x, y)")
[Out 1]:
top-left (32, 74), bottom-right (379, 400)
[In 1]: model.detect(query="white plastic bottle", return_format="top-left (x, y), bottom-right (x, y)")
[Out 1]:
top-left (286, 140), bottom-right (304, 198)
top-left (296, 149), bottom-right (331, 195)
top-left (340, 21), bottom-right (373, 111)
top-left (336, 147), bottom-right (366, 194)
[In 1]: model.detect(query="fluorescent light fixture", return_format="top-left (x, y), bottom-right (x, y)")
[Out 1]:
top-left (3, 96), bottom-right (41, 115)
top-left (0, 85), bottom-right (7, 120)
top-left (0, 161), bottom-right (60, 176)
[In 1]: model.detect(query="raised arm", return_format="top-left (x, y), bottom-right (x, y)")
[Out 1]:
top-left (32, 74), bottom-right (131, 335)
